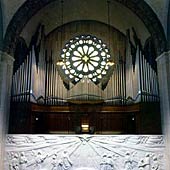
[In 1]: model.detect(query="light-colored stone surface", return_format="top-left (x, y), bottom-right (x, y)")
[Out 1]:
top-left (5, 135), bottom-right (165, 170)
top-left (0, 51), bottom-right (14, 170)
top-left (156, 50), bottom-right (170, 170)
top-left (1, 55), bottom-right (166, 170)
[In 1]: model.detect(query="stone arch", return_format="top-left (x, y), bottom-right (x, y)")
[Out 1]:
top-left (3, 0), bottom-right (167, 56)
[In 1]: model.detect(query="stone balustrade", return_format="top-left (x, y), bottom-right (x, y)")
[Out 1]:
top-left (5, 135), bottom-right (165, 170)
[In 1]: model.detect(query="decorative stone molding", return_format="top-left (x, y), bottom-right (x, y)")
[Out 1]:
top-left (5, 135), bottom-right (165, 170)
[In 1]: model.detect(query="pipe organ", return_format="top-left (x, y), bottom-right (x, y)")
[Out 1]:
top-left (11, 33), bottom-right (159, 105)
top-left (9, 21), bottom-right (161, 134)
top-left (125, 45), bottom-right (159, 103)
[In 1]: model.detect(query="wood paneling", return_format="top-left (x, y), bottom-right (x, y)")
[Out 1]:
top-left (9, 102), bottom-right (162, 134)
top-left (30, 103), bottom-right (139, 134)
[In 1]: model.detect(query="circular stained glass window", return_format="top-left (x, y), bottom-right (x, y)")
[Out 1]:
top-left (60, 35), bottom-right (111, 84)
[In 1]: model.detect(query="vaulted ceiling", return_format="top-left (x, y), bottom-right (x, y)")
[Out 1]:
top-left (0, 0), bottom-right (169, 55)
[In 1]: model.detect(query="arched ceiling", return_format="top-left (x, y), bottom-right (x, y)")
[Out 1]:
top-left (146, 0), bottom-right (169, 37)
top-left (1, 0), bottom-right (169, 35)
top-left (20, 0), bottom-right (150, 45)
top-left (2, 0), bottom-right (167, 55)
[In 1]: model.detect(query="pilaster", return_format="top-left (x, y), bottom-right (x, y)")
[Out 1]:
top-left (156, 50), bottom-right (170, 170)
top-left (0, 51), bottom-right (14, 169)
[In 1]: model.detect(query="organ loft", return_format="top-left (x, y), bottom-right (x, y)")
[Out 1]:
top-left (9, 22), bottom-right (161, 134)
top-left (1, 0), bottom-right (170, 169)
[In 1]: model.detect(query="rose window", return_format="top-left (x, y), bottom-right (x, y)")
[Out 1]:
top-left (60, 35), bottom-right (111, 84)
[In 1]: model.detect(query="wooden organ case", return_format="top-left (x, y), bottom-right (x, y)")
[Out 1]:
top-left (9, 21), bottom-right (162, 134)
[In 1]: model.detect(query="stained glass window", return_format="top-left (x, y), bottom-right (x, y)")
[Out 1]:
top-left (60, 35), bottom-right (111, 84)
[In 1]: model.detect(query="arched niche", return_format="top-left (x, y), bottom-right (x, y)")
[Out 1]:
top-left (2, 0), bottom-right (166, 56)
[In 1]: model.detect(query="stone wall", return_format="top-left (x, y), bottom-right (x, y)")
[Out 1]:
top-left (0, 52), bottom-right (14, 169)
top-left (5, 135), bottom-right (165, 170)
top-left (156, 51), bottom-right (170, 170)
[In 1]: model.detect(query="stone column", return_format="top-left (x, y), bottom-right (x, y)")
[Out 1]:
top-left (156, 51), bottom-right (170, 170)
top-left (0, 51), bottom-right (14, 169)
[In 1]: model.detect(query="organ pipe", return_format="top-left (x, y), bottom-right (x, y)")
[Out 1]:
top-left (11, 38), bottom-right (160, 105)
